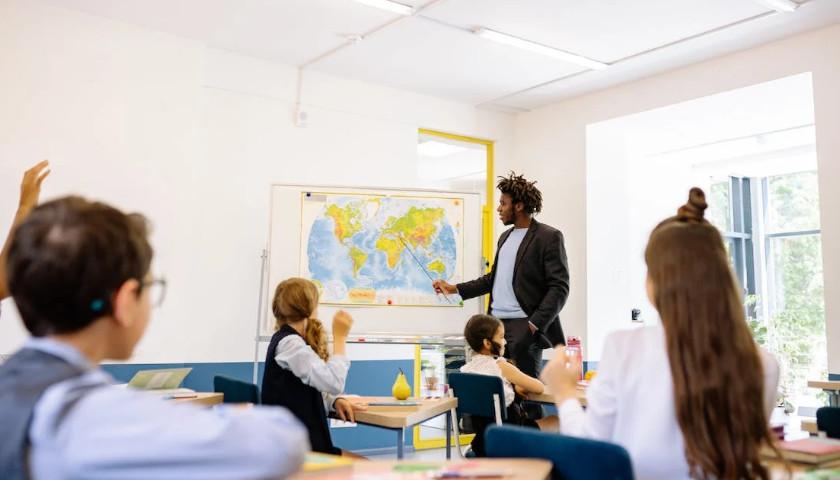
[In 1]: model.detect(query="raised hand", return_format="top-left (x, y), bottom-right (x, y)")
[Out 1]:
top-left (19, 160), bottom-right (50, 216)
top-left (332, 310), bottom-right (354, 339)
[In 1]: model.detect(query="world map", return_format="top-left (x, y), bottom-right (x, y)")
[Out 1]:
top-left (301, 193), bottom-right (464, 306)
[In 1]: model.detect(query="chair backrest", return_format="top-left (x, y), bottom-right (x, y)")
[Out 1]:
top-left (817, 406), bottom-right (840, 439)
top-left (213, 375), bottom-right (259, 404)
top-left (485, 425), bottom-right (634, 480)
top-left (448, 372), bottom-right (507, 421)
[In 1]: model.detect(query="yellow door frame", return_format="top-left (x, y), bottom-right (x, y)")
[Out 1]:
top-left (417, 128), bottom-right (495, 275)
top-left (413, 128), bottom-right (495, 450)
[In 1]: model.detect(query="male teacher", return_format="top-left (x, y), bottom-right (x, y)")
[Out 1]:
top-left (433, 172), bottom-right (569, 380)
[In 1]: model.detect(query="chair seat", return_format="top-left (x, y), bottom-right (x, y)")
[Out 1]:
top-left (485, 425), bottom-right (633, 480)
top-left (213, 375), bottom-right (259, 404)
top-left (817, 406), bottom-right (840, 439)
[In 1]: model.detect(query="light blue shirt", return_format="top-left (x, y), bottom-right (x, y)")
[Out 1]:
top-left (25, 338), bottom-right (308, 480)
top-left (490, 228), bottom-right (528, 319)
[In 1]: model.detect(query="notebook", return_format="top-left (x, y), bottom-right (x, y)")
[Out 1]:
top-left (367, 400), bottom-right (422, 411)
top-left (796, 468), bottom-right (840, 480)
top-left (767, 438), bottom-right (840, 465)
top-left (301, 452), bottom-right (353, 472)
top-left (127, 368), bottom-right (192, 390)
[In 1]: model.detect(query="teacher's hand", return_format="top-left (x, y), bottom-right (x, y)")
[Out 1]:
top-left (432, 280), bottom-right (457, 295)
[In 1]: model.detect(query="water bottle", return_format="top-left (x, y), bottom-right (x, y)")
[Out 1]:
top-left (565, 336), bottom-right (583, 381)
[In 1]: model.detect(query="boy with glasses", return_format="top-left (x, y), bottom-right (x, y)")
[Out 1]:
top-left (0, 196), bottom-right (307, 479)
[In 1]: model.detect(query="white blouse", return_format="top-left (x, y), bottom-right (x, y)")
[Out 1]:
top-left (460, 354), bottom-right (516, 407)
top-left (274, 334), bottom-right (351, 412)
top-left (559, 325), bottom-right (779, 480)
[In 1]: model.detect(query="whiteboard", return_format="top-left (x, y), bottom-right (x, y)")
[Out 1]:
top-left (263, 184), bottom-right (484, 336)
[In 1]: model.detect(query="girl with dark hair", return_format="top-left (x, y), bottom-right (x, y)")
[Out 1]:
top-left (460, 314), bottom-right (558, 456)
top-left (541, 188), bottom-right (780, 479)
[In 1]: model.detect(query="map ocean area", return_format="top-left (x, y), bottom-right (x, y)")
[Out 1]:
top-left (301, 192), bottom-right (464, 306)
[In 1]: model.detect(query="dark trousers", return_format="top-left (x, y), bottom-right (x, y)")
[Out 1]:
top-left (500, 317), bottom-right (542, 377)
top-left (500, 317), bottom-right (543, 419)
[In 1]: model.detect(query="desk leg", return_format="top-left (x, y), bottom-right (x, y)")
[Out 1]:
top-left (445, 412), bottom-right (452, 459)
top-left (397, 429), bottom-right (404, 459)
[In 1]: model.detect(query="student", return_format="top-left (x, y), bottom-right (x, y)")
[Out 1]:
top-left (0, 196), bottom-right (308, 479)
top-left (0, 160), bottom-right (50, 303)
top-left (460, 313), bottom-right (558, 456)
top-left (541, 188), bottom-right (780, 480)
top-left (261, 278), bottom-right (366, 456)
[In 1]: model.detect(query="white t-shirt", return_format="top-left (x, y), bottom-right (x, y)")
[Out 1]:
top-left (460, 354), bottom-right (516, 407)
top-left (559, 325), bottom-right (779, 480)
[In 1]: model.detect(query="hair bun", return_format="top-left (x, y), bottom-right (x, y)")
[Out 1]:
top-left (677, 187), bottom-right (707, 222)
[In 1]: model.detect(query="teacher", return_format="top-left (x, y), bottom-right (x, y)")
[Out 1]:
top-left (433, 172), bottom-right (569, 379)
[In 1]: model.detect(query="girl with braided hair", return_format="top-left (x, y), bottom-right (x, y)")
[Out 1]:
top-left (261, 277), bottom-right (367, 455)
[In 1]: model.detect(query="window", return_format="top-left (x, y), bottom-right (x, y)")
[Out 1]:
top-left (709, 171), bottom-right (825, 407)
top-left (762, 172), bottom-right (825, 407)
top-left (707, 177), bottom-right (755, 297)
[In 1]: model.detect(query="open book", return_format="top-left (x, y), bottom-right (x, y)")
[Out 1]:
top-left (118, 368), bottom-right (196, 398)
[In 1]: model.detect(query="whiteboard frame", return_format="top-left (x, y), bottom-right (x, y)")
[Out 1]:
top-left (261, 183), bottom-right (485, 336)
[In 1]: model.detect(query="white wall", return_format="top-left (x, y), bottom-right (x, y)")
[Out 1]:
top-left (514, 23), bottom-right (840, 373)
top-left (584, 73), bottom-right (817, 360)
top-left (0, 0), bottom-right (514, 363)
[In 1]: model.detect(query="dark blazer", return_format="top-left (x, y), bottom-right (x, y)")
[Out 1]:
top-left (457, 219), bottom-right (570, 348)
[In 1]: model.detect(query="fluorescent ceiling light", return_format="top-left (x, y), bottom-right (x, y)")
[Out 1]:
top-left (417, 140), bottom-right (469, 157)
top-left (752, 0), bottom-right (799, 12)
top-left (474, 28), bottom-right (608, 70)
top-left (353, 0), bottom-right (414, 16)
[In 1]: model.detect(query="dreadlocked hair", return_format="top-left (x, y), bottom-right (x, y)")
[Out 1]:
top-left (497, 171), bottom-right (542, 214)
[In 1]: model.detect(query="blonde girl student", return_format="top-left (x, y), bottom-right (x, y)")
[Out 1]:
top-left (261, 278), bottom-right (365, 455)
top-left (541, 188), bottom-right (781, 480)
top-left (460, 314), bottom-right (558, 456)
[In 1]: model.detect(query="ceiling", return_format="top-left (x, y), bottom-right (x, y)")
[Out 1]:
top-left (37, 0), bottom-right (840, 111)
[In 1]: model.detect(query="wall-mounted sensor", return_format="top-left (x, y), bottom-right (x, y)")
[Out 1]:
top-left (294, 104), bottom-right (308, 128)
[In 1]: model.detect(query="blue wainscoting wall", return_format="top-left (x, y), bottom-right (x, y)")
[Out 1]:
top-left (102, 359), bottom-right (416, 454)
top-left (103, 359), bottom-right (829, 452)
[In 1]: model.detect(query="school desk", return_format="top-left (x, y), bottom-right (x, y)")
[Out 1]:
top-left (169, 392), bottom-right (224, 407)
top-left (291, 457), bottom-right (552, 479)
top-left (526, 386), bottom-right (587, 407)
top-left (809, 380), bottom-right (840, 407)
top-left (347, 396), bottom-right (458, 459)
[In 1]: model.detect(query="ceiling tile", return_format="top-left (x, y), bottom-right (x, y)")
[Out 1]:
top-left (39, 0), bottom-right (404, 65)
top-left (491, 0), bottom-right (840, 110)
top-left (310, 15), bottom-right (585, 104)
top-left (421, 0), bottom-right (769, 63)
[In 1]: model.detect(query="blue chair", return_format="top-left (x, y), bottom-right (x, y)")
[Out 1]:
top-left (447, 372), bottom-right (508, 457)
top-left (213, 375), bottom-right (259, 404)
top-left (817, 407), bottom-right (840, 439)
top-left (485, 425), bottom-right (634, 480)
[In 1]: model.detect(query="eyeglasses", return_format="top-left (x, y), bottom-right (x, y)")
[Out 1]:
top-left (142, 277), bottom-right (167, 308)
